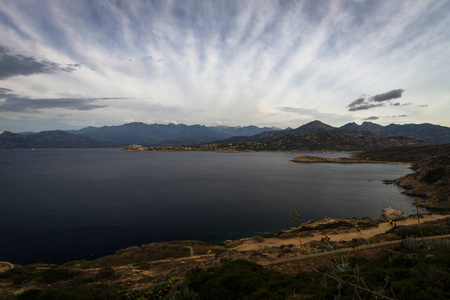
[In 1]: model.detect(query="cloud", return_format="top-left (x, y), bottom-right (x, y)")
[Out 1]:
top-left (0, 87), bottom-right (13, 95)
top-left (0, 97), bottom-right (108, 112)
top-left (123, 118), bottom-right (135, 123)
top-left (0, 45), bottom-right (79, 79)
top-left (0, 88), bottom-right (127, 113)
top-left (348, 103), bottom-right (384, 111)
top-left (347, 98), bottom-right (365, 108)
top-left (365, 115), bottom-right (408, 120)
top-left (278, 107), bottom-right (318, 115)
top-left (347, 89), bottom-right (405, 111)
top-left (418, 104), bottom-right (428, 107)
top-left (1, 1), bottom-right (450, 130)
top-left (64, 120), bottom-right (96, 126)
top-left (364, 116), bottom-right (379, 120)
top-left (370, 89), bottom-right (405, 102)
top-left (386, 114), bottom-right (408, 118)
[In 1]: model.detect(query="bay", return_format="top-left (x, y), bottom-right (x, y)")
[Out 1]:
top-left (0, 148), bottom-right (419, 264)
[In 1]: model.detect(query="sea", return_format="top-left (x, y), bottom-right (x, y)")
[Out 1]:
top-left (0, 148), bottom-right (421, 265)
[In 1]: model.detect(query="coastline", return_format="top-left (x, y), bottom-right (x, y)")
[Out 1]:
top-left (292, 155), bottom-right (408, 164)
top-left (1, 213), bottom-right (449, 298)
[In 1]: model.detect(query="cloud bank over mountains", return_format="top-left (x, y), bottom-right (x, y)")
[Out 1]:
top-left (0, 0), bottom-right (449, 132)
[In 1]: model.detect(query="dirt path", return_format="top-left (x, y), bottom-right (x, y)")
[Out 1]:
top-left (235, 214), bottom-right (450, 251)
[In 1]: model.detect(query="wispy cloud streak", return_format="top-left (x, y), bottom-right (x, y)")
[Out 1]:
top-left (0, 0), bottom-right (449, 131)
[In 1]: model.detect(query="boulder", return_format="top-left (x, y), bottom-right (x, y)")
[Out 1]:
top-left (382, 207), bottom-right (405, 220)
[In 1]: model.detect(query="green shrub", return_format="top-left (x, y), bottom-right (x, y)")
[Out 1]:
top-left (403, 235), bottom-right (421, 250)
top-left (38, 268), bottom-right (77, 284)
top-left (187, 260), bottom-right (297, 299)
top-left (124, 277), bottom-right (183, 300)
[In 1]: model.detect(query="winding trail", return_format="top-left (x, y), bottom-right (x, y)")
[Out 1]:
top-left (235, 214), bottom-right (450, 252)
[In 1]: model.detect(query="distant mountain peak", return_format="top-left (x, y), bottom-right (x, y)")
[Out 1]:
top-left (294, 120), bottom-right (335, 132)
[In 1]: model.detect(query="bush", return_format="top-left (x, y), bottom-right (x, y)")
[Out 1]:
top-left (188, 260), bottom-right (297, 299)
top-left (16, 284), bottom-right (120, 300)
top-left (38, 268), bottom-right (77, 284)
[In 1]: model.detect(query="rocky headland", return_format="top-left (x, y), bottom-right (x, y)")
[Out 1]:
top-left (393, 152), bottom-right (450, 209)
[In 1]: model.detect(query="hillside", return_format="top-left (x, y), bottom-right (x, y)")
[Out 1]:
top-left (0, 131), bottom-right (110, 149)
top-left (134, 131), bottom-right (430, 152)
top-left (216, 120), bottom-right (335, 144)
top-left (219, 120), bottom-right (450, 145)
top-left (393, 152), bottom-right (450, 209)
top-left (341, 121), bottom-right (450, 144)
top-left (69, 122), bottom-right (282, 146)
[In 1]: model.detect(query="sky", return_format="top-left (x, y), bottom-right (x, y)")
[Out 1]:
top-left (0, 0), bottom-right (449, 132)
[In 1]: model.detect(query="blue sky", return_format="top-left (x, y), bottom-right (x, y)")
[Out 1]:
top-left (0, 0), bottom-right (449, 132)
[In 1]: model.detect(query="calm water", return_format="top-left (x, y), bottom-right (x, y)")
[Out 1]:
top-left (0, 149), bottom-right (419, 264)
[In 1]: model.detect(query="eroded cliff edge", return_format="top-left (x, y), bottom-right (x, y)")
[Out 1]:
top-left (394, 153), bottom-right (449, 209)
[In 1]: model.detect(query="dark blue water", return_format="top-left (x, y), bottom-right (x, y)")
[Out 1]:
top-left (0, 149), bottom-right (418, 265)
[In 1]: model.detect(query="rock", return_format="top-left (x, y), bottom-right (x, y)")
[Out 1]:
top-left (381, 207), bottom-right (405, 220)
top-left (394, 153), bottom-right (450, 209)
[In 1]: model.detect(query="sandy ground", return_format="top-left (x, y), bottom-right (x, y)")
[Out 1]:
top-left (235, 214), bottom-right (450, 251)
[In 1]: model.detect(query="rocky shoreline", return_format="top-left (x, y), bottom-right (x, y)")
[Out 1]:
top-left (392, 153), bottom-right (450, 209)
top-left (292, 156), bottom-right (405, 164)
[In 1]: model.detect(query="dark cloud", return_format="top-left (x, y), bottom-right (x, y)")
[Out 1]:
top-left (0, 97), bottom-right (108, 112)
top-left (0, 87), bottom-right (14, 95)
top-left (348, 103), bottom-right (384, 111)
top-left (363, 116), bottom-right (379, 120)
top-left (365, 115), bottom-right (408, 120)
top-left (347, 89), bottom-right (405, 111)
top-left (386, 115), bottom-right (408, 118)
top-left (0, 88), bottom-right (134, 113)
top-left (0, 45), bottom-right (79, 79)
top-left (347, 97), bottom-right (365, 108)
top-left (370, 89), bottom-right (405, 102)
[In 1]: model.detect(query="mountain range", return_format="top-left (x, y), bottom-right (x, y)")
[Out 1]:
top-left (0, 120), bottom-right (449, 149)
top-left (67, 122), bottom-right (280, 146)
top-left (216, 120), bottom-right (450, 145)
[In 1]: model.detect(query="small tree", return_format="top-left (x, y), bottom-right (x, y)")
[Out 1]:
top-left (289, 204), bottom-right (302, 246)
top-left (412, 198), bottom-right (430, 249)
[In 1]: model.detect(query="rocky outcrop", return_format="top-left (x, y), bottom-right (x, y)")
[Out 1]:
top-left (381, 207), bottom-right (406, 220)
top-left (394, 153), bottom-right (450, 209)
